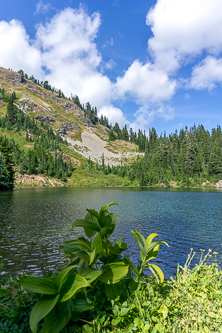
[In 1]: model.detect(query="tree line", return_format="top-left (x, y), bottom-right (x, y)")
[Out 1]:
top-left (0, 90), bottom-right (74, 190)
top-left (93, 124), bottom-right (222, 186)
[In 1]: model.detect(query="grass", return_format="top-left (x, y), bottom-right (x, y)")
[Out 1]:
top-left (68, 166), bottom-right (130, 187)
top-left (107, 139), bottom-right (139, 154)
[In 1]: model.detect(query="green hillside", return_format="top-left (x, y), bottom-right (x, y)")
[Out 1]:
top-left (0, 67), bottom-right (222, 190)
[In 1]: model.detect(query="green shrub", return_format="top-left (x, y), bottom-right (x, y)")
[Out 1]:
top-left (20, 202), bottom-right (167, 333)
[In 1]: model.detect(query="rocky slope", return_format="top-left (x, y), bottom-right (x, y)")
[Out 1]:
top-left (0, 67), bottom-right (143, 168)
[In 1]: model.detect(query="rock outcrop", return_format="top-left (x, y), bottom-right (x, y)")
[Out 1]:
top-left (57, 122), bottom-right (79, 135)
top-left (14, 172), bottom-right (65, 187)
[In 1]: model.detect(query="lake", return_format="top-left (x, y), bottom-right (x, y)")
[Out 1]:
top-left (0, 186), bottom-right (222, 279)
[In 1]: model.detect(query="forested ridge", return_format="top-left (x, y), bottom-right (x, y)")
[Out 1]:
top-left (0, 89), bottom-right (73, 189)
top-left (1, 69), bottom-right (222, 189)
top-left (101, 125), bottom-right (222, 187)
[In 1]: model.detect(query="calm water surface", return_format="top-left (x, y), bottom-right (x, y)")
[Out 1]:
top-left (0, 187), bottom-right (222, 279)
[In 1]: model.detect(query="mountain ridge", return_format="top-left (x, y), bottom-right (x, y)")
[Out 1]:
top-left (0, 67), bottom-right (142, 188)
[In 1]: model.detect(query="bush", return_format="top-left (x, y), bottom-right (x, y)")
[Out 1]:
top-left (19, 202), bottom-right (167, 333)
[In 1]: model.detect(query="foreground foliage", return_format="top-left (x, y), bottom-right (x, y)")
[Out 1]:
top-left (1, 251), bottom-right (221, 332)
top-left (0, 204), bottom-right (221, 333)
top-left (18, 202), bottom-right (167, 333)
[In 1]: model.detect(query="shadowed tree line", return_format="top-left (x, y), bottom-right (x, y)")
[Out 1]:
top-left (99, 125), bottom-right (222, 186)
top-left (0, 90), bottom-right (74, 190)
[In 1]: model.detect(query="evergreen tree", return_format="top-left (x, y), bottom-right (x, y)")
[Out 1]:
top-left (0, 135), bottom-right (14, 190)
top-left (108, 129), bottom-right (116, 141)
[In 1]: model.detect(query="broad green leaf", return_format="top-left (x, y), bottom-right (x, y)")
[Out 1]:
top-left (88, 248), bottom-right (96, 265)
top-left (79, 268), bottom-right (102, 283)
top-left (100, 202), bottom-right (118, 213)
top-left (84, 212), bottom-right (99, 238)
top-left (92, 233), bottom-right (102, 254)
top-left (131, 230), bottom-right (146, 256)
top-left (41, 299), bottom-right (73, 333)
top-left (140, 250), bottom-right (146, 263)
top-left (98, 215), bottom-right (112, 228)
top-left (56, 266), bottom-right (77, 291)
top-left (30, 294), bottom-right (60, 333)
top-left (72, 219), bottom-right (100, 232)
top-left (60, 274), bottom-right (90, 302)
top-left (74, 250), bottom-right (90, 262)
top-left (145, 241), bottom-right (169, 259)
top-left (60, 244), bottom-right (81, 255)
top-left (145, 244), bottom-right (159, 261)
top-left (112, 238), bottom-right (123, 247)
top-left (131, 230), bottom-right (146, 246)
top-left (99, 226), bottom-right (113, 238)
top-left (146, 233), bottom-right (159, 245)
top-left (78, 259), bottom-right (89, 271)
top-left (104, 282), bottom-right (122, 300)
top-left (85, 209), bottom-right (99, 219)
top-left (73, 294), bottom-right (94, 313)
top-left (148, 264), bottom-right (164, 283)
top-left (20, 277), bottom-right (58, 295)
top-left (100, 262), bottom-right (129, 284)
top-left (61, 238), bottom-right (91, 252)
top-left (109, 223), bottom-right (116, 234)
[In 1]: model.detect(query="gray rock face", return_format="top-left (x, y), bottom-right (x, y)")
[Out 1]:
top-left (57, 122), bottom-right (80, 135)
top-left (83, 119), bottom-right (93, 127)
top-left (64, 101), bottom-right (71, 109)
top-left (17, 75), bottom-right (26, 84)
top-left (34, 115), bottom-right (56, 125)
top-left (215, 180), bottom-right (222, 188)
top-left (19, 100), bottom-right (38, 113)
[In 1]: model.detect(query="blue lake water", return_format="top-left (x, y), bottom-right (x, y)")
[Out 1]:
top-left (0, 187), bottom-right (222, 279)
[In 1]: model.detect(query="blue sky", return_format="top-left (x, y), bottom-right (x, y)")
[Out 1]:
top-left (1, 0), bottom-right (222, 135)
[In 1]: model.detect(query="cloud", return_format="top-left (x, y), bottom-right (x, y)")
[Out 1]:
top-left (115, 60), bottom-right (177, 104)
top-left (104, 59), bottom-right (117, 70)
top-left (147, 0), bottom-right (222, 73)
top-left (0, 19), bottom-right (43, 77)
top-left (184, 93), bottom-right (190, 99)
top-left (189, 56), bottom-right (222, 90)
top-left (5, 2), bottom-right (222, 131)
top-left (98, 105), bottom-right (129, 128)
top-left (35, 7), bottom-right (113, 108)
top-left (129, 104), bottom-right (174, 132)
top-left (102, 37), bottom-right (114, 48)
top-left (35, 1), bottom-right (51, 14)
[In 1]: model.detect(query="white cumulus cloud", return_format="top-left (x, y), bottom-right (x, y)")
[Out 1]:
top-left (115, 60), bottom-right (177, 104)
top-left (98, 105), bottom-right (129, 128)
top-left (147, 0), bottom-right (222, 73)
top-left (0, 19), bottom-right (43, 77)
top-left (35, 7), bottom-right (114, 108)
top-left (129, 104), bottom-right (174, 132)
top-left (189, 56), bottom-right (222, 90)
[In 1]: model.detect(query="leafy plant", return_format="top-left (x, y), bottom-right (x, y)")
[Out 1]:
top-left (131, 231), bottom-right (168, 283)
top-left (20, 202), bottom-right (168, 332)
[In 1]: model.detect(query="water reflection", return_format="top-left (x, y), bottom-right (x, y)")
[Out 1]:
top-left (0, 187), bottom-right (222, 278)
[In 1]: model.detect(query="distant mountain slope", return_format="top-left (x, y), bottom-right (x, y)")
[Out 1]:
top-left (0, 67), bottom-right (143, 167)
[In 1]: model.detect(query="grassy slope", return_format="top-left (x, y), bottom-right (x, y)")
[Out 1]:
top-left (0, 83), bottom-right (130, 187)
